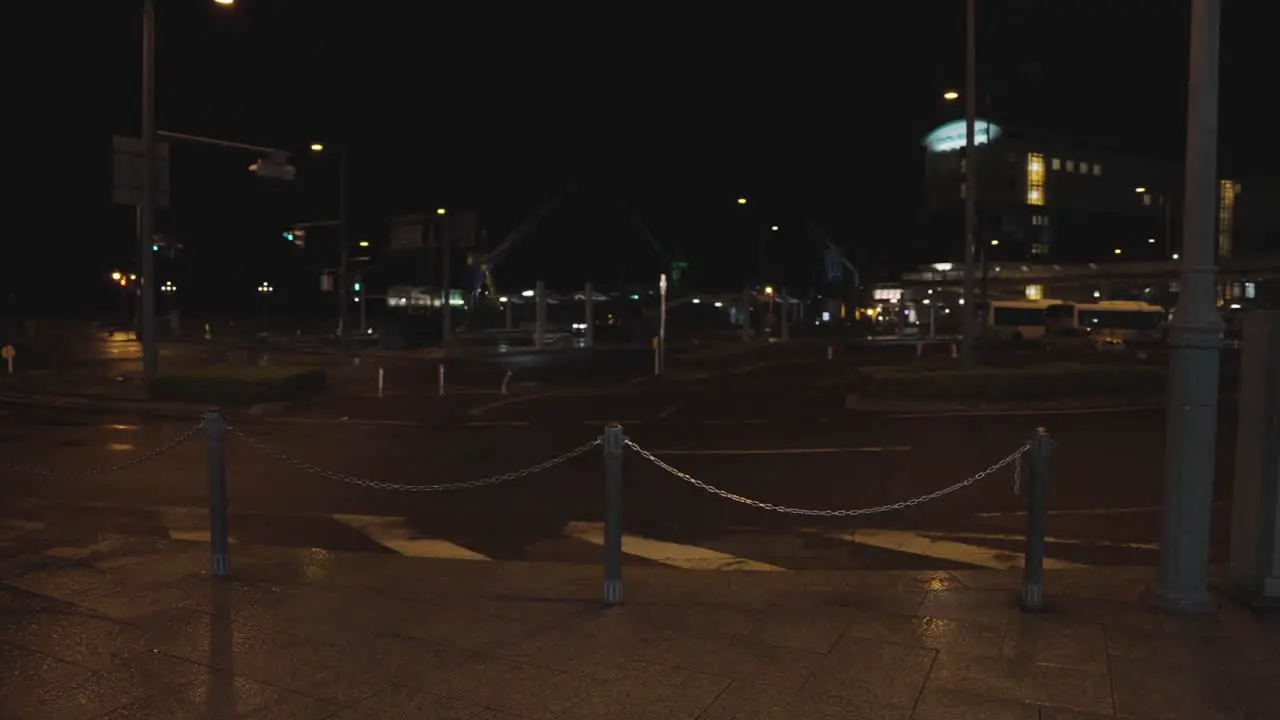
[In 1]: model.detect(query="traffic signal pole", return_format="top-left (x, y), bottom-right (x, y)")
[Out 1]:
top-left (140, 0), bottom-right (158, 381)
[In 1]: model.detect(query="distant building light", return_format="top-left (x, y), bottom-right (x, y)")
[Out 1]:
top-left (521, 289), bottom-right (535, 297)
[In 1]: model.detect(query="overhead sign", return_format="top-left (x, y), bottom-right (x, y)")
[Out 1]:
top-left (922, 119), bottom-right (1002, 153)
top-left (388, 213), bottom-right (427, 254)
top-left (250, 151), bottom-right (296, 181)
top-left (112, 135), bottom-right (171, 207)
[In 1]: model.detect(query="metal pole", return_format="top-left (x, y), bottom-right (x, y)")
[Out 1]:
top-left (337, 148), bottom-right (349, 341)
top-left (1020, 427), bottom-right (1050, 611)
top-left (960, 0), bottom-right (978, 369)
top-left (204, 411), bottom-right (230, 577)
top-left (780, 287), bottom-right (790, 341)
top-left (1164, 195), bottom-right (1174, 259)
top-left (377, 366), bottom-right (384, 398)
top-left (437, 363), bottom-right (445, 397)
top-left (658, 274), bottom-right (667, 373)
top-left (584, 282), bottom-right (595, 347)
top-left (140, 0), bottom-right (158, 382)
top-left (1151, 0), bottom-right (1223, 614)
top-left (504, 300), bottom-right (513, 330)
top-left (602, 424), bottom-right (624, 605)
top-left (441, 214), bottom-right (452, 342)
top-left (357, 272), bottom-right (366, 333)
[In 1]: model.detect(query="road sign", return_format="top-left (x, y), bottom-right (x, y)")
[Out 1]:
top-left (388, 214), bottom-right (427, 254)
top-left (112, 135), bottom-right (170, 208)
top-left (250, 151), bottom-right (296, 181)
top-left (1, 344), bottom-right (14, 374)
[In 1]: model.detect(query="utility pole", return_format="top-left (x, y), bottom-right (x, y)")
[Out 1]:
top-left (1150, 0), bottom-right (1224, 614)
top-left (441, 212), bottom-right (452, 342)
top-left (960, 0), bottom-right (978, 368)
top-left (139, 0), bottom-right (158, 381)
top-left (337, 148), bottom-right (349, 341)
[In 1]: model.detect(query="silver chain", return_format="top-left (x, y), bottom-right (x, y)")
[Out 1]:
top-left (3, 422), bottom-right (204, 477)
top-left (626, 439), bottom-right (1032, 517)
top-left (228, 425), bottom-right (601, 492)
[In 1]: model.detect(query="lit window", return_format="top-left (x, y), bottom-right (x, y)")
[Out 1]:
top-left (1031, 243), bottom-right (1049, 256)
top-left (1026, 153), bottom-right (1045, 206)
top-left (1244, 282), bottom-right (1256, 299)
top-left (1066, 160), bottom-right (1075, 172)
top-left (1143, 193), bottom-right (1152, 206)
top-left (1092, 164), bottom-right (1102, 176)
top-left (1025, 284), bottom-right (1044, 301)
top-left (1080, 162), bottom-right (1090, 174)
top-left (1051, 158), bottom-right (1061, 170)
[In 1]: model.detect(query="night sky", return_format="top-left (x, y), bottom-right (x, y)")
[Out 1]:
top-left (9, 1), bottom-right (1273, 314)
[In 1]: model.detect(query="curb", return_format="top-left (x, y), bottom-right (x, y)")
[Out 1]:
top-left (0, 392), bottom-right (296, 420)
top-left (845, 394), bottom-right (1166, 414)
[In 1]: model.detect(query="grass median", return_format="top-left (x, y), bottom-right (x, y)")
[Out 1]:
top-left (148, 364), bottom-right (327, 405)
top-left (852, 362), bottom-right (1166, 401)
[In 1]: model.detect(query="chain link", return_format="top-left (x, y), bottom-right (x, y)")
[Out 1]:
top-left (3, 422), bottom-right (205, 477)
top-left (228, 425), bottom-right (601, 492)
top-left (626, 439), bottom-right (1032, 517)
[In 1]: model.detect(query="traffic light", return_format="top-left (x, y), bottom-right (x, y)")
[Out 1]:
top-left (283, 231), bottom-right (294, 242)
top-left (284, 229), bottom-right (305, 248)
top-left (353, 282), bottom-right (361, 292)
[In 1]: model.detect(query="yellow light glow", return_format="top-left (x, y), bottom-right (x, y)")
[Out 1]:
top-left (1114, 248), bottom-right (1122, 255)
top-left (763, 286), bottom-right (774, 295)
top-left (310, 143), bottom-right (324, 152)
top-left (214, 0), bottom-right (233, 5)
top-left (111, 272), bottom-right (122, 281)
top-left (1026, 153), bottom-right (1045, 206)
top-left (358, 240), bottom-right (370, 247)
top-left (436, 208), bottom-right (447, 215)
top-left (990, 239), bottom-right (999, 246)
top-left (1134, 187), bottom-right (1146, 193)
top-left (736, 197), bottom-right (747, 205)
top-left (943, 91), bottom-right (959, 101)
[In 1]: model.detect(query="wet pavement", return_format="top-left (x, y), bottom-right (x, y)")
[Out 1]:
top-left (1, 536), bottom-right (1276, 719)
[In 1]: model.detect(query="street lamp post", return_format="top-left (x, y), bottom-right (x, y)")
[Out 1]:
top-left (960, 0), bottom-right (979, 368)
top-left (257, 282), bottom-right (274, 328)
top-left (1135, 187), bottom-right (1175, 259)
top-left (309, 144), bottom-right (350, 341)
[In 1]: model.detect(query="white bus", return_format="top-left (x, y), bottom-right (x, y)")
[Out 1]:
top-left (984, 299), bottom-right (1066, 341)
top-left (1047, 301), bottom-right (1166, 343)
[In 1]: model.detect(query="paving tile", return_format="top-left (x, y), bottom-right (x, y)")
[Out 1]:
top-left (915, 590), bottom-right (1018, 626)
top-left (625, 601), bottom-right (759, 639)
top-left (0, 661), bottom-right (158, 720)
top-left (1000, 616), bottom-right (1108, 671)
top-left (910, 684), bottom-right (1039, 720)
top-left (946, 569), bottom-right (1024, 592)
top-left (928, 651), bottom-right (1112, 715)
top-left (804, 635), bottom-right (937, 710)
top-left (4, 564), bottom-right (140, 604)
top-left (556, 660), bottom-right (731, 720)
top-left (1037, 708), bottom-right (1120, 720)
top-left (459, 658), bottom-right (595, 720)
top-left (496, 610), bottom-right (670, 679)
top-left (845, 610), bottom-right (1006, 657)
top-left (98, 670), bottom-right (337, 719)
top-left (393, 599), bottom-right (562, 653)
top-left (260, 636), bottom-right (415, 705)
top-left (699, 680), bottom-right (907, 720)
top-left (643, 633), bottom-right (824, 691)
top-left (1108, 653), bottom-right (1244, 720)
top-left (745, 604), bottom-right (860, 653)
top-left (0, 603), bottom-right (153, 669)
top-left (326, 683), bottom-right (482, 719)
top-left (128, 607), bottom-right (304, 671)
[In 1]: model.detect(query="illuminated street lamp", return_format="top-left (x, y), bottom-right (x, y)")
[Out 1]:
top-left (309, 143), bottom-right (324, 152)
top-left (257, 282), bottom-right (274, 295)
top-left (770, 225), bottom-right (779, 232)
top-left (436, 207), bottom-right (447, 215)
top-left (735, 197), bottom-right (747, 205)
top-left (213, 0), bottom-right (233, 4)
top-left (161, 281), bottom-right (177, 294)
top-left (111, 271), bottom-right (123, 282)
top-left (943, 90), bottom-right (960, 101)
top-left (358, 240), bottom-right (370, 247)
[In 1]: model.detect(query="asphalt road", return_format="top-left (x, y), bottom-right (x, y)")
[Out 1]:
top-left (0, 370), bottom-right (1241, 573)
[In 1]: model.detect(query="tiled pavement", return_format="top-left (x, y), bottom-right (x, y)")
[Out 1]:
top-left (1, 535), bottom-right (1276, 719)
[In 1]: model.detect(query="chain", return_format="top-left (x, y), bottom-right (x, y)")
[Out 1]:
top-left (228, 426), bottom-right (601, 492)
top-left (3, 422), bottom-right (204, 477)
top-left (626, 440), bottom-right (1032, 517)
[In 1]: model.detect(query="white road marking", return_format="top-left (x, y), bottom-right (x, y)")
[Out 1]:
top-left (467, 391), bottom-right (559, 416)
top-left (645, 446), bottom-right (912, 456)
top-left (889, 404), bottom-right (1163, 419)
top-left (563, 521), bottom-right (784, 571)
top-left (974, 501), bottom-right (1228, 518)
top-left (466, 421), bottom-right (530, 427)
top-left (919, 530), bottom-right (1157, 550)
top-left (265, 416), bottom-right (421, 427)
top-left (824, 530), bottom-right (1087, 570)
top-left (333, 514), bottom-right (490, 560)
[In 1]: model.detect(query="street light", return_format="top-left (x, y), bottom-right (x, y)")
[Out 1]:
top-left (1135, 186), bottom-right (1173, 257)
top-left (436, 207), bottom-right (447, 215)
top-left (213, 0), bottom-right (233, 4)
top-left (161, 281), bottom-right (176, 294)
top-left (308, 141), bottom-right (351, 336)
top-left (943, 90), bottom-right (960, 101)
top-left (770, 225), bottom-right (779, 232)
top-left (735, 197), bottom-right (747, 205)
top-left (358, 240), bottom-right (370, 247)
top-left (309, 143), bottom-right (324, 152)
top-left (258, 282), bottom-right (274, 295)
top-left (111, 271), bottom-right (122, 282)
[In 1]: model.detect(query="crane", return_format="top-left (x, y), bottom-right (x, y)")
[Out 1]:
top-left (466, 190), bottom-right (570, 303)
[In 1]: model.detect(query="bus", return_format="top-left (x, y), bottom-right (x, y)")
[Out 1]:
top-left (1047, 301), bottom-right (1166, 343)
top-left (984, 299), bottom-right (1066, 341)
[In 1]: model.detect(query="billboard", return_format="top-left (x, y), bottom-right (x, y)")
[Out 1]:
top-left (922, 119), bottom-right (1002, 153)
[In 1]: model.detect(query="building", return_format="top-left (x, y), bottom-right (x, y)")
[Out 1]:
top-left (919, 120), bottom-right (1280, 267)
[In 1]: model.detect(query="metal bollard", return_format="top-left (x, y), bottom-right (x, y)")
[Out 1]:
top-left (501, 369), bottom-right (512, 394)
top-left (1019, 427), bottom-right (1051, 611)
top-left (438, 363), bottom-right (445, 397)
top-left (377, 366), bottom-right (384, 398)
top-left (204, 410), bottom-right (230, 578)
top-left (602, 424), bottom-right (625, 606)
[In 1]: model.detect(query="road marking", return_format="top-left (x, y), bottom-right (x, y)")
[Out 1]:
top-left (563, 521), bottom-right (784, 571)
top-left (824, 530), bottom-right (1087, 570)
top-left (580, 420), bottom-right (644, 425)
top-left (467, 391), bottom-right (558, 416)
top-left (702, 419), bottom-right (765, 425)
top-left (333, 514), bottom-right (490, 560)
top-left (974, 501), bottom-right (1228, 518)
top-left (889, 404), bottom-right (1163, 419)
top-left (645, 446), bottom-right (912, 456)
top-left (919, 530), bottom-right (1158, 550)
top-left (658, 404), bottom-right (681, 420)
top-left (265, 417), bottom-right (421, 427)
top-left (466, 421), bottom-right (530, 427)
top-left (625, 376), bottom-right (650, 384)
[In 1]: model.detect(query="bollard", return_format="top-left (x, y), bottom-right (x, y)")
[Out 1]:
top-left (437, 363), bottom-right (445, 397)
top-left (826, 345), bottom-right (833, 361)
top-left (204, 410), bottom-right (230, 578)
top-left (950, 343), bottom-right (958, 359)
top-left (915, 342), bottom-right (923, 357)
top-left (501, 369), bottom-right (512, 394)
top-left (377, 366), bottom-right (384, 398)
top-left (602, 424), bottom-right (625, 606)
top-left (1019, 427), bottom-right (1051, 611)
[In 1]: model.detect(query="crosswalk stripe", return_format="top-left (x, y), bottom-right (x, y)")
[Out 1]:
top-left (819, 530), bottom-right (1088, 570)
top-left (562, 521), bottom-right (784, 571)
top-left (332, 514), bottom-right (490, 560)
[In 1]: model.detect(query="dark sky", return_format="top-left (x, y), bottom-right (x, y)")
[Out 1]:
top-left (8, 0), bottom-right (1272, 313)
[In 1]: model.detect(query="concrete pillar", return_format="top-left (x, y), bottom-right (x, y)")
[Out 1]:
top-left (584, 282), bottom-right (595, 347)
top-left (1228, 311), bottom-right (1280, 603)
top-left (1151, 0), bottom-right (1224, 614)
top-left (534, 280), bottom-right (546, 350)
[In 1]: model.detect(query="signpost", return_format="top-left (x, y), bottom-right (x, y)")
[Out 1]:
top-left (1, 344), bottom-right (14, 374)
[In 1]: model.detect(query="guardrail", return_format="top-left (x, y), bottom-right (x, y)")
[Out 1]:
top-left (4, 413), bottom-right (1055, 612)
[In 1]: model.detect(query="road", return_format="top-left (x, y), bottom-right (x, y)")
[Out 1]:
top-left (0, 361), bottom-right (1241, 573)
